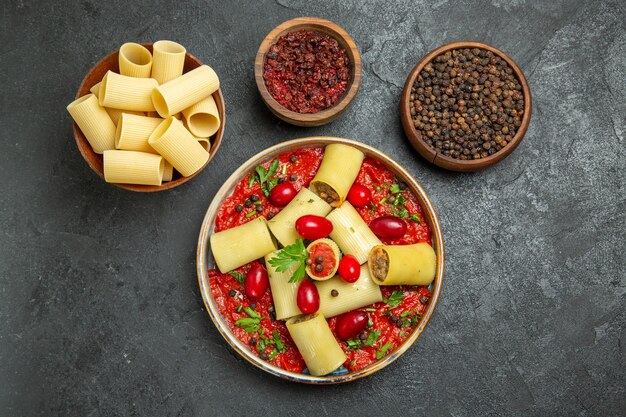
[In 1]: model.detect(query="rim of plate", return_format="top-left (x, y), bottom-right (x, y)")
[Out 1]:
top-left (196, 136), bottom-right (445, 384)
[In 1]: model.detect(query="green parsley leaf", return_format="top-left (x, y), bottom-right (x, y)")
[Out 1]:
top-left (383, 290), bottom-right (404, 309)
top-left (248, 175), bottom-right (257, 188)
top-left (272, 330), bottom-right (286, 353)
top-left (267, 239), bottom-right (309, 283)
top-left (379, 197), bottom-right (387, 205)
top-left (409, 214), bottom-right (422, 224)
top-left (257, 338), bottom-right (266, 353)
top-left (392, 206), bottom-right (409, 219)
top-left (365, 330), bottom-right (381, 347)
top-left (235, 317), bottom-right (261, 333)
top-left (398, 331), bottom-right (406, 338)
top-left (253, 159), bottom-right (280, 196)
top-left (389, 184), bottom-right (402, 194)
top-left (349, 359), bottom-right (357, 367)
top-left (345, 338), bottom-right (362, 350)
top-left (228, 271), bottom-right (245, 284)
top-left (244, 307), bottom-right (261, 319)
top-left (393, 194), bottom-right (407, 207)
top-left (376, 343), bottom-right (394, 359)
top-left (268, 348), bottom-right (278, 360)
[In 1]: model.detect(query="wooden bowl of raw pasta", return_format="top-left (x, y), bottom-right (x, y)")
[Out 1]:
top-left (71, 42), bottom-right (225, 192)
top-left (196, 137), bottom-right (445, 384)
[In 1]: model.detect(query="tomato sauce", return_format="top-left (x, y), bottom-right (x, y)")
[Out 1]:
top-left (210, 147), bottom-right (433, 374)
top-left (307, 242), bottom-right (336, 279)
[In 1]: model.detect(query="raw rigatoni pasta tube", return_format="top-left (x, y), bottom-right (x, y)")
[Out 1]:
top-left (264, 251), bottom-right (300, 320)
top-left (151, 40), bottom-right (186, 84)
top-left (118, 42), bottom-right (153, 78)
top-left (103, 108), bottom-right (145, 125)
top-left (268, 188), bottom-right (332, 247)
top-left (315, 265), bottom-right (383, 318)
top-left (182, 95), bottom-right (220, 137)
top-left (115, 113), bottom-right (162, 153)
top-left (90, 82), bottom-right (101, 97)
top-left (305, 238), bottom-right (341, 281)
top-left (286, 313), bottom-right (347, 376)
top-left (310, 144), bottom-right (365, 207)
top-left (103, 150), bottom-right (164, 185)
top-left (152, 65), bottom-right (219, 118)
top-left (326, 202), bottom-right (381, 264)
top-left (196, 138), bottom-right (211, 152)
top-left (99, 70), bottom-right (158, 111)
top-left (67, 94), bottom-right (116, 154)
top-left (148, 117), bottom-right (210, 177)
top-left (162, 161), bottom-right (174, 182)
top-left (210, 217), bottom-right (277, 273)
top-left (368, 243), bottom-right (436, 286)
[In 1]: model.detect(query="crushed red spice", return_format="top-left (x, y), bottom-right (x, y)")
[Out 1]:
top-left (263, 29), bottom-right (351, 113)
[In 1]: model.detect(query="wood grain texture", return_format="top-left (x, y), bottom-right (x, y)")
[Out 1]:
top-left (73, 42), bottom-right (225, 192)
top-left (196, 137), bottom-right (445, 384)
top-left (254, 17), bottom-right (362, 127)
top-left (400, 41), bottom-right (532, 172)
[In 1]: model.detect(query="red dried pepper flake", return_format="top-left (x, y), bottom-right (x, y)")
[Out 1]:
top-left (263, 29), bottom-right (351, 114)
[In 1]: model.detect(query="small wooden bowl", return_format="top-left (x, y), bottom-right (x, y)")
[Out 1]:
top-left (254, 17), bottom-right (362, 127)
top-left (72, 43), bottom-right (226, 192)
top-left (197, 137), bottom-right (445, 384)
top-left (400, 41), bottom-right (531, 172)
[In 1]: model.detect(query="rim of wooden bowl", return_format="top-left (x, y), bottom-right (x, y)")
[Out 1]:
top-left (254, 17), bottom-right (362, 127)
top-left (400, 41), bottom-right (532, 172)
top-left (72, 42), bottom-right (226, 192)
top-left (196, 137), bottom-right (445, 384)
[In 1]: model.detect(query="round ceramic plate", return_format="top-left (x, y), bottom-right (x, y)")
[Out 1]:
top-left (196, 137), bottom-right (445, 384)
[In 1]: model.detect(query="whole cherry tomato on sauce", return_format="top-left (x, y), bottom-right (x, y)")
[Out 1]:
top-left (296, 279), bottom-right (319, 314)
top-left (269, 182), bottom-right (297, 207)
top-left (245, 263), bottom-right (269, 300)
top-left (335, 311), bottom-right (369, 340)
top-left (337, 255), bottom-right (360, 283)
top-left (295, 215), bottom-right (333, 240)
top-left (347, 184), bottom-right (371, 208)
top-left (369, 216), bottom-right (407, 239)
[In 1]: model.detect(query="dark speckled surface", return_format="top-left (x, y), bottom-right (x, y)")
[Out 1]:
top-left (1, 0), bottom-right (625, 416)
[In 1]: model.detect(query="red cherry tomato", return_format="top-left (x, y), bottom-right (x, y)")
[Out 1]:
top-left (369, 216), bottom-right (407, 239)
top-left (335, 311), bottom-right (369, 340)
top-left (244, 263), bottom-right (269, 300)
top-left (295, 215), bottom-right (333, 240)
top-left (269, 182), bottom-right (297, 207)
top-left (347, 184), bottom-right (371, 208)
top-left (337, 255), bottom-right (360, 283)
top-left (296, 279), bottom-right (319, 314)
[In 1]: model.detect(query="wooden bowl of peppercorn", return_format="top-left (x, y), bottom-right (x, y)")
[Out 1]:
top-left (400, 41), bottom-right (531, 172)
top-left (72, 42), bottom-right (226, 192)
top-left (254, 17), bottom-right (362, 127)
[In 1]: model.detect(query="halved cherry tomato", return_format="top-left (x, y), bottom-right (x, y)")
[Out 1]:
top-left (269, 182), bottom-right (297, 207)
top-left (245, 263), bottom-right (269, 300)
top-left (347, 184), bottom-right (371, 208)
top-left (296, 279), bottom-right (319, 314)
top-left (369, 216), bottom-right (407, 239)
top-left (295, 215), bottom-right (333, 240)
top-left (337, 254), bottom-right (360, 283)
top-left (335, 311), bottom-right (369, 340)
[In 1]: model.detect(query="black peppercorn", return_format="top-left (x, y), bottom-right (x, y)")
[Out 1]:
top-left (249, 338), bottom-right (257, 345)
top-left (331, 289), bottom-right (339, 297)
top-left (290, 155), bottom-right (297, 163)
top-left (267, 212), bottom-right (275, 219)
top-left (277, 176), bottom-right (285, 184)
top-left (228, 289), bottom-right (237, 297)
top-left (315, 264), bottom-right (324, 272)
top-left (249, 303), bottom-right (256, 310)
top-left (315, 256), bottom-right (324, 264)
top-left (260, 352), bottom-right (268, 360)
top-left (289, 174), bottom-right (298, 182)
top-left (235, 204), bottom-right (243, 213)
top-left (244, 199), bottom-right (253, 208)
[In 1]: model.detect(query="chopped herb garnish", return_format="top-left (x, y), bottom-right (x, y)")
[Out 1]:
top-left (345, 338), bottom-right (363, 350)
top-left (400, 311), bottom-right (412, 318)
top-left (248, 175), bottom-right (257, 188)
top-left (349, 226), bottom-right (355, 233)
top-left (267, 239), bottom-right (308, 283)
top-left (307, 199), bottom-right (314, 203)
top-left (254, 159), bottom-right (280, 196)
top-left (383, 290), bottom-right (404, 309)
top-left (256, 338), bottom-right (266, 353)
top-left (389, 184), bottom-right (402, 194)
top-left (392, 194), bottom-right (407, 207)
top-left (379, 197), bottom-right (387, 205)
top-left (349, 359), bottom-right (357, 367)
top-left (365, 330), bottom-right (381, 346)
top-left (228, 271), bottom-right (245, 284)
top-left (236, 303), bottom-right (243, 313)
top-left (281, 163), bottom-right (287, 175)
top-left (409, 214), bottom-right (422, 224)
top-left (235, 317), bottom-right (261, 333)
top-left (376, 343), bottom-right (394, 359)
top-left (398, 331), bottom-right (406, 338)
top-left (272, 330), bottom-right (286, 353)
top-left (244, 307), bottom-right (260, 319)
top-left (268, 348), bottom-right (278, 360)
top-left (364, 308), bottom-right (376, 312)
top-left (392, 206), bottom-right (409, 219)
top-left (245, 211), bottom-right (256, 218)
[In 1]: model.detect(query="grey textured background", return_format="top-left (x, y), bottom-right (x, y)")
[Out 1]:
top-left (1, 0), bottom-right (625, 416)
